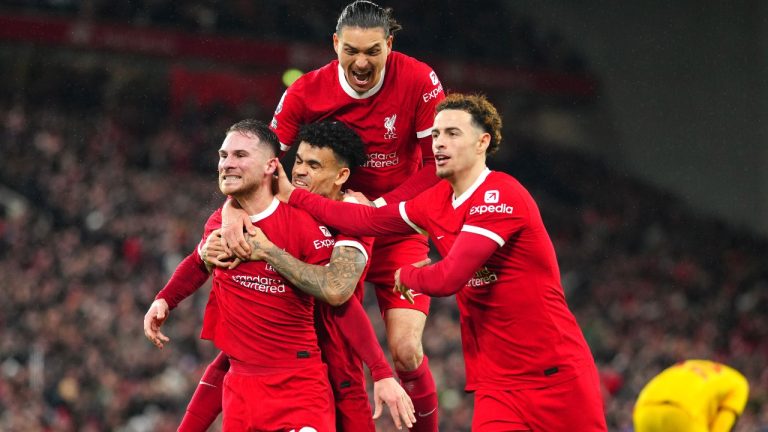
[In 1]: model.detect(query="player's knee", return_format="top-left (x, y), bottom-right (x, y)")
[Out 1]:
top-left (390, 338), bottom-right (424, 371)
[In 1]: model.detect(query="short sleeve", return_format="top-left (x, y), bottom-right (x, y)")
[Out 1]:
top-left (270, 82), bottom-right (306, 153)
top-left (414, 64), bottom-right (445, 139)
top-left (462, 183), bottom-right (528, 247)
top-left (296, 212), bottom-right (336, 266)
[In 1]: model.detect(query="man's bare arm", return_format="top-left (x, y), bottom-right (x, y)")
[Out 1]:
top-left (248, 228), bottom-right (366, 306)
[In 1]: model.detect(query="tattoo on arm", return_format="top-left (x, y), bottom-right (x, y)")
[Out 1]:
top-left (251, 238), bottom-right (366, 305)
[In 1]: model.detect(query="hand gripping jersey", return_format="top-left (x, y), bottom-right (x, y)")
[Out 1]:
top-left (400, 169), bottom-right (594, 391)
top-left (271, 51), bottom-right (444, 201)
top-left (199, 198), bottom-right (335, 366)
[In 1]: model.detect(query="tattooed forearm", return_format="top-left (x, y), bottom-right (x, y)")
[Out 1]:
top-left (252, 238), bottom-right (366, 305)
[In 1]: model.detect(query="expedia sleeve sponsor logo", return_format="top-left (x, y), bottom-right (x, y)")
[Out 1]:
top-left (467, 267), bottom-right (498, 287)
top-left (313, 238), bottom-right (336, 249)
top-left (469, 203), bottom-right (514, 215)
top-left (422, 82), bottom-right (443, 103)
top-left (232, 275), bottom-right (286, 293)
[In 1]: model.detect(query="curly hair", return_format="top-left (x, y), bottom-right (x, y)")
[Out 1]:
top-left (436, 93), bottom-right (502, 155)
top-left (226, 119), bottom-right (280, 157)
top-left (296, 121), bottom-right (367, 170)
top-left (336, 0), bottom-right (402, 37)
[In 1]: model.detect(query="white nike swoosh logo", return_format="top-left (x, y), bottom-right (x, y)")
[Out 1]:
top-left (436, 235), bottom-right (444, 240)
top-left (199, 381), bottom-right (217, 388)
top-left (418, 408), bottom-right (437, 417)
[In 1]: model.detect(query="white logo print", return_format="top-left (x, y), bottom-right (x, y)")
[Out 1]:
top-left (384, 114), bottom-right (397, 139)
top-left (429, 71), bottom-right (439, 85)
top-left (484, 190), bottom-right (499, 203)
top-left (274, 91), bottom-right (286, 115)
top-left (319, 226), bottom-right (332, 237)
top-left (399, 289), bottom-right (423, 301)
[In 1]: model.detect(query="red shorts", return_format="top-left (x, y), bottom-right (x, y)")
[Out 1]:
top-left (316, 303), bottom-right (375, 432)
top-left (366, 234), bottom-right (431, 316)
top-left (222, 363), bottom-right (335, 432)
top-left (472, 367), bottom-right (607, 432)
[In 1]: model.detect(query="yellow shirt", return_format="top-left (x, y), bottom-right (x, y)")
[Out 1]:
top-left (636, 360), bottom-right (749, 423)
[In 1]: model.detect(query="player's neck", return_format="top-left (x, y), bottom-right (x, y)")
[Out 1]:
top-left (451, 163), bottom-right (489, 197)
top-left (235, 189), bottom-right (276, 216)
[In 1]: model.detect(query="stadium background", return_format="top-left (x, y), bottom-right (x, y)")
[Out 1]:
top-left (0, 1), bottom-right (765, 430)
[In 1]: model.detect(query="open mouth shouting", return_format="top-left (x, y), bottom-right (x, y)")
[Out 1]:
top-left (349, 68), bottom-right (373, 89)
top-left (435, 154), bottom-right (450, 167)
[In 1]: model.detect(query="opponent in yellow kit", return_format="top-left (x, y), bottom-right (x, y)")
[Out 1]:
top-left (634, 360), bottom-right (749, 432)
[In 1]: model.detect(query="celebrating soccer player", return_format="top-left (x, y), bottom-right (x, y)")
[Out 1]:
top-left (272, 93), bottom-right (609, 431)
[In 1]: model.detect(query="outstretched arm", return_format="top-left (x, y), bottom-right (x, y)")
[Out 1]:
top-left (274, 160), bottom-right (415, 237)
top-left (247, 227), bottom-right (365, 306)
top-left (377, 138), bottom-right (439, 205)
top-left (397, 232), bottom-right (498, 298)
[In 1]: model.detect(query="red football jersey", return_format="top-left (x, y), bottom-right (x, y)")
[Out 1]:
top-left (271, 51), bottom-right (445, 199)
top-left (198, 199), bottom-right (336, 365)
top-left (402, 169), bottom-right (594, 391)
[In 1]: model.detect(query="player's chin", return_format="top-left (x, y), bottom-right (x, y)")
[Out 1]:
top-left (435, 167), bottom-right (452, 179)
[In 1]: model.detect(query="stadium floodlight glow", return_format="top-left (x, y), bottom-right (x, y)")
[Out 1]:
top-left (282, 68), bottom-right (304, 87)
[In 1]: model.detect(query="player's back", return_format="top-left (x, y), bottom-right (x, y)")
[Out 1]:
top-left (204, 200), bottom-right (336, 366)
top-left (636, 360), bottom-right (744, 422)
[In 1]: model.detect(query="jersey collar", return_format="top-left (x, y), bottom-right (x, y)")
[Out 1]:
top-left (248, 197), bottom-right (280, 223)
top-left (453, 168), bottom-right (491, 209)
top-left (338, 64), bottom-right (386, 99)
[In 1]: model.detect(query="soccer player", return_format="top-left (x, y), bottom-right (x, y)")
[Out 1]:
top-left (220, 3), bottom-right (444, 429)
top-left (271, 93), bottom-right (609, 431)
top-left (231, 121), bottom-right (416, 431)
top-left (144, 120), bottom-right (414, 430)
top-left (633, 360), bottom-right (750, 432)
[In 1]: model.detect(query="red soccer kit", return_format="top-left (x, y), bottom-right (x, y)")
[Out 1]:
top-left (287, 169), bottom-right (608, 430)
top-left (201, 198), bottom-right (336, 432)
top-left (271, 51), bottom-right (445, 314)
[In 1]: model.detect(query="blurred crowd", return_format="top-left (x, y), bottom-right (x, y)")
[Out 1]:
top-left (0, 11), bottom-right (766, 432)
top-left (0, 0), bottom-right (586, 73)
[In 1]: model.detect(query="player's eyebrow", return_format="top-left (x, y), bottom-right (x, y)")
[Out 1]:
top-left (343, 41), bottom-right (381, 52)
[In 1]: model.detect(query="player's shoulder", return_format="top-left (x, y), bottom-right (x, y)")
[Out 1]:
top-left (470, 171), bottom-right (531, 205)
top-left (389, 51), bottom-right (439, 82)
top-left (278, 202), bottom-right (331, 235)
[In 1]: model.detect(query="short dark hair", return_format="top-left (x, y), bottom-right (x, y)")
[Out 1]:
top-left (226, 119), bottom-right (280, 157)
top-left (336, 0), bottom-right (402, 37)
top-left (436, 93), bottom-right (503, 155)
top-left (296, 121), bottom-right (366, 170)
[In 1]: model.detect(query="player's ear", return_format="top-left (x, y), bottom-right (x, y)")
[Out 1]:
top-left (333, 33), bottom-right (340, 55)
top-left (477, 132), bottom-right (491, 155)
top-left (265, 157), bottom-right (278, 175)
top-left (386, 35), bottom-right (393, 53)
top-left (335, 167), bottom-right (351, 186)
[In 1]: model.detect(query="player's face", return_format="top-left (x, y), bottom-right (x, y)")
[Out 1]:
top-left (333, 26), bottom-right (392, 93)
top-left (218, 132), bottom-right (274, 197)
top-left (291, 142), bottom-right (349, 199)
top-left (431, 110), bottom-right (489, 181)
